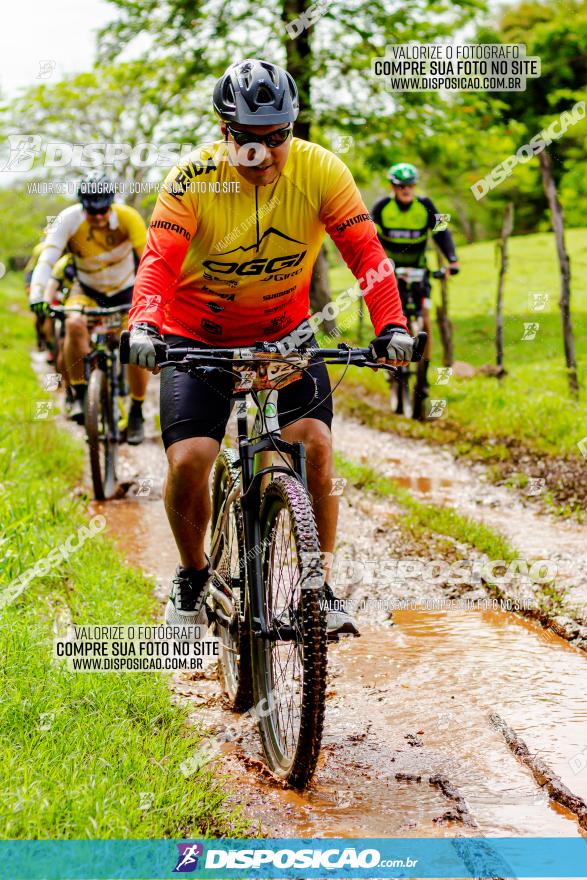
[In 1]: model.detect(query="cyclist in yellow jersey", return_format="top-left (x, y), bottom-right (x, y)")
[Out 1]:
top-left (129, 59), bottom-right (411, 637)
top-left (43, 254), bottom-right (77, 410)
top-left (29, 174), bottom-right (149, 440)
top-left (24, 240), bottom-right (46, 294)
top-left (25, 239), bottom-right (50, 352)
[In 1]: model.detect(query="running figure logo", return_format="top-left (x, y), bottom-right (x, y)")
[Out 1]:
top-left (173, 843), bottom-right (204, 873)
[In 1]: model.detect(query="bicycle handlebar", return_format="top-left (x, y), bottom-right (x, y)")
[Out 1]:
top-left (119, 331), bottom-right (427, 368)
top-left (431, 266), bottom-right (459, 279)
top-left (49, 304), bottom-right (131, 317)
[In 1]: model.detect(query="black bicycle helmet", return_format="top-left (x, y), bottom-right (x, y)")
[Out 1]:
top-left (213, 59), bottom-right (299, 125)
top-left (77, 172), bottom-right (116, 213)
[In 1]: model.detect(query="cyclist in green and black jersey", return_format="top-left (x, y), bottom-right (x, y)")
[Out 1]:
top-left (371, 162), bottom-right (459, 417)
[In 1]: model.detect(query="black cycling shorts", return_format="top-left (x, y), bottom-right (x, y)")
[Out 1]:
top-left (397, 275), bottom-right (431, 315)
top-left (78, 282), bottom-right (134, 308)
top-left (160, 333), bottom-right (334, 450)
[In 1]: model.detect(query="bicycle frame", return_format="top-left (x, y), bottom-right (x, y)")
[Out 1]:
top-left (207, 385), bottom-right (308, 641)
top-left (236, 389), bottom-right (308, 640)
top-left (118, 334), bottom-right (424, 634)
top-left (50, 303), bottom-right (130, 446)
top-left (84, 339), bottom-right (123, 447)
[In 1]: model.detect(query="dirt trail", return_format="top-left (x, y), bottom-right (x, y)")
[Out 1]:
top-left (333, 414), bottom-right (587, 617)
top-left (83, 406), bottom-right (587, 840)
top-left (35, 352), bottom-right (587, 839)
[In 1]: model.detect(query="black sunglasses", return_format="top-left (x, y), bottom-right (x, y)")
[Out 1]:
top-left (84, 203), bottom-right (112, 216)
top-left (226, 124), bottom-right (292, 148)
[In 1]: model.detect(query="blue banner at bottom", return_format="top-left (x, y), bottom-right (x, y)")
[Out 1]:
top-left (1, 837), bottom-right (587, 879)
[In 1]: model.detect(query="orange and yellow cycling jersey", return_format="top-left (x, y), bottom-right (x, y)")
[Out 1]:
top-left (30, 203), bottom-right (146, 302)
top-left (130, 137), bottom-right (406, 344)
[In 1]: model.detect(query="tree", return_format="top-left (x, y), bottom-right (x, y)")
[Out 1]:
top-left (98, 0), bottom-right (488, 312)
top-left (477, 0), bottom-right (587, 394)
top-left (0, 60), bottom-right (210, 211)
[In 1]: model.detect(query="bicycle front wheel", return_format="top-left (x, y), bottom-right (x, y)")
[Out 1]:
top-left (252, 475), bottom-right (327, 788)
top-left (86, 368), bottom-right (116, 500)
top-left (210, 449), bottom-right (253, 711)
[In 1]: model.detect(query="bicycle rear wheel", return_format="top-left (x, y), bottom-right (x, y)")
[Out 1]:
top-left (210, 449), bottom-right (253, 711)
top-left (252, 474), bottom-right (327, 788)
top-left (86, 368), bottom-right (117, 500)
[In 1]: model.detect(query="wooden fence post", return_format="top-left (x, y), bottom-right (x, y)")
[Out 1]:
top-left (496, 202), bottom-right (514, 375)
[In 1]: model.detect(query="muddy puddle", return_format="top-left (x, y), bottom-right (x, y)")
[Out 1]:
top-left (334, 415), bottom-right (587, 614)
top-left (96, 488), bottom-right (587, 838)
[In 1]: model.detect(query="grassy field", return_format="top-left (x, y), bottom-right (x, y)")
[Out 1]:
top-left (0, 273), bottom-right (246, 839)
top-left (323, 229), bottom-right (587, 457)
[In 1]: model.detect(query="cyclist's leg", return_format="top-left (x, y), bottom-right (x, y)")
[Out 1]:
top-left (420, 273), bottom-right (432, 360)
top-left (281, 418), bottom-right (337, 575)
top-left (164, 436), bottom-right (219, 628)
top-left (63, 290), bottom-right (94, 422)
top-left (41, 318), bottom-right (55, 364)
top-left (422, 303), bottom-right (432, 360)
top-left (64, 288), bottom-right (93, 385)
top-left (128, 365), bottom-right (148, 400)
top-left (277, 354), bottom-right (357, 634)
top-left (110, 287), bottom-right (149, 442)
top-left (277, 353), bottom-right (335, 565)
top-left (420, 279), bottom-right (432, 385)
top-left (413, 281), bottom-right (431, 420)
top-left (165, 437), bottom-right (219, 569)
top-left (160, 335), bottom-right (232, 570)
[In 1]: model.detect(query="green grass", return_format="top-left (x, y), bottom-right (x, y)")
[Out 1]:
top-left (335, 451), bottom-right (516, 563)
top-left (0, 273), bottom-right (247, 839)
top-left (324, 229), bottom-right (587, 457)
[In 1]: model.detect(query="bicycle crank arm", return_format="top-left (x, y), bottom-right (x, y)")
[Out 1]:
top-left (208, 583), bottom-right (236, 619)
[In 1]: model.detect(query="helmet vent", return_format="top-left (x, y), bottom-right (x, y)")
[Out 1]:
top-left (256, 84), bottom-right (273, 104)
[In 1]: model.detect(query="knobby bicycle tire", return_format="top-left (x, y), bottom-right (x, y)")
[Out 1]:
top-left (210, 449), bottom-right (254, 711)
top-left (252, 474), bottom-right (327, 788)
top-left (86, 368), bottom-right (116, 500)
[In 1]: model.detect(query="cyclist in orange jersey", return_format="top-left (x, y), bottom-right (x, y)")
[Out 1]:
top-left (129, 59), bottom-right (411, 636)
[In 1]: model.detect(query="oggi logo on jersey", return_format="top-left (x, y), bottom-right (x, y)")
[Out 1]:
top-left (202, 251), bottom-right (306, 277)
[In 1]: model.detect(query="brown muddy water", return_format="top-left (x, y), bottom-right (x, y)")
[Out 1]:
top-left (95, 483), bottom-right (587, 839)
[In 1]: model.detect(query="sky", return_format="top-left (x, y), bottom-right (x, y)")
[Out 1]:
top-left (1, 0), bottom-right (504, 98)
top-left (0, 0), bottom-right (113, 97)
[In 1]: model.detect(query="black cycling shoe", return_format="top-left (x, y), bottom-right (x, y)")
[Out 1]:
top-left (323, 583), bottom-right (360, 637)
top-left (164, 564), bottom-right (211, 634)
top-left (127, 401), bottom-right (145, 445)
top-left (70, 384), bottom-right (86, 424)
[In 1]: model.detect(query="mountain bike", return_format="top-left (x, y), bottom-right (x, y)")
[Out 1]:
top-left (120, 332), bottom-right (425, 788)
top-left (387, 267), bottom-right (449, 418)
top-left (47, 284), bottom-right (74, 411)
top-left (51, 304), bottom-right (130, 500)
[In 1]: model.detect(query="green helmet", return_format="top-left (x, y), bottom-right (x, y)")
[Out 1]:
top-left (387, 162), bottom-right (418, 185)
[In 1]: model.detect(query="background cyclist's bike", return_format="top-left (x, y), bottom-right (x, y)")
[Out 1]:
top-left (120, 333), bottom-right (425, 788)
top-left (51, 304), bottom-right (130, 500)
top-left (387, 266), bottom-right (454, 419)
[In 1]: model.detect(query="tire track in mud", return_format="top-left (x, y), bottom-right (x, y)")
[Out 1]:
top-left (36, 357), bottom-right (587, 838)
top-left (332, 414), bottom-right (587, 633)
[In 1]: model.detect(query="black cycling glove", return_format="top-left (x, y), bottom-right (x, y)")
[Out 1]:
top-left (369, 324), bottom-right (413, 362)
